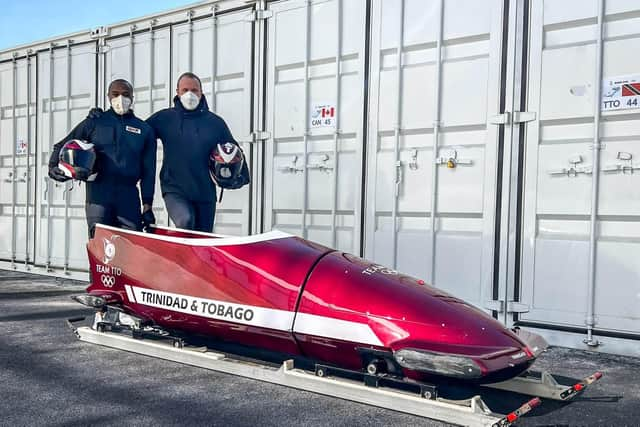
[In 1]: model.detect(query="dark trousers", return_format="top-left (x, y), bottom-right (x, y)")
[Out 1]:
top-left (163, 192), bottom-right (215, 233)
top-left (86, 195), bottom-right (142, 238)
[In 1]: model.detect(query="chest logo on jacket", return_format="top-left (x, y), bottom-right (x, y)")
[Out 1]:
top-left (125, 125), bottom-right (141, 134)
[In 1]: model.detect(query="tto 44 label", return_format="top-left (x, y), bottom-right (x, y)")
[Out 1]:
top-left (602, 74), bottom-right (640, 111)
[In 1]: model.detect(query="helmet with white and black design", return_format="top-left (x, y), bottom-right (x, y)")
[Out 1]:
top-left (58, 139), bottom-right (98, 182)
top-left (209, 142), bottom-right (249, 190)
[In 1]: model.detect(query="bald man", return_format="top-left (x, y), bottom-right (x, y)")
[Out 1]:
top-left (48, 79), bottom-right (157, 238)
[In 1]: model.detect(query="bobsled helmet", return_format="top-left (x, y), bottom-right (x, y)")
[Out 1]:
top-left (209, 142), bottom-right (249, 190)
top-left (58, 139), bottom-right (98, 181)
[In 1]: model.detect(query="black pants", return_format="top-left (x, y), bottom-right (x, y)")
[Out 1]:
top-left (86, 195), bottom-right (142, 238)
top-left (164, 192), bottom-right (215, 233)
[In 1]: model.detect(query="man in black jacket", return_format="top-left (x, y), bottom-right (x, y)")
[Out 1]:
top-left (48, 79), bottom-right (157, 238)
top-left (146, 72), bottom-right (236, 232)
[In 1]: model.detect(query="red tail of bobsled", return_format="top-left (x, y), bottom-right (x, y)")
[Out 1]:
top-left (80, 224), bottom-right (547, 383)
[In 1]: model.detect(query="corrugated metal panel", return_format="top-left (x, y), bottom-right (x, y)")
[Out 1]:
top-left (0, 0), bottom-right (639, 356)
top-left (365, 0), bottom-right (506, 309)
top-left (101, 6), bottom-right (254, 235)
top-left (105, 26), bottom-right (172, 226)
top-left (34, 42), bottom-right (98, 273)
top-left (0, 53), bottom-right (36, 267)
top-left (0, 1), bottom-right (250, 61)
top-left (520, 0), bottom-right (640, 338)
top-left (0, 0), bottom-right (254, 280)
top-left (171, 9), bottom-right (254, 235)
top-left (263, 0), bottom-right (367, 254)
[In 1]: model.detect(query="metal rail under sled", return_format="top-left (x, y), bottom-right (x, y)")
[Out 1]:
top-left (71, 326), bottom-right (508, 426)
top-left (69, 324), bottom-right (600, 427)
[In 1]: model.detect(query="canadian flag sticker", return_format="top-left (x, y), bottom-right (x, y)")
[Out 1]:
top-left (310, 104), bottom-right (337, 128)
top-left (16, 140), bottom-right (27, 155)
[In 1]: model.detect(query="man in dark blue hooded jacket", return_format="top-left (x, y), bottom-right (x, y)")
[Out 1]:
top-left (48, 79), bottom-right (156, 238)
top-left (146, 72), bottom-right (236, 232)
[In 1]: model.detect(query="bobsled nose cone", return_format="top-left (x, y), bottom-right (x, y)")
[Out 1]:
top-left (394, 348), bottom-right (483, 380)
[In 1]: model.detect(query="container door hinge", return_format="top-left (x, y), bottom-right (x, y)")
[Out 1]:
top-left (484, 300), bottom-right (530, 313)
top-left (484, 300), bottom-right (504, 312)
top-left (97, 44), bottom-right (111, 54)
top-left (252, 130), bottom-right (271, 142)
top-left (90, 26), bottom-right (110, 39)
top-left (507, 302), bottom-right (530, 314)
top-left (241, 131), bottom-right (271, 143)
top-left (489, 111), bottom-right (537, 125)
top-left (247, 9), bottom-right (273, 21)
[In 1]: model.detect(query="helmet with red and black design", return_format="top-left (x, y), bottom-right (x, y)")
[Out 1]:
top-left (208, 142), bottom-right (250, 190)
top-left (58, 139), bottom-right (98, 181)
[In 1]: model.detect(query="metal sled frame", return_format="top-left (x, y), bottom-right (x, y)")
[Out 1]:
top-left (67, 319), bottom-right (600, 427)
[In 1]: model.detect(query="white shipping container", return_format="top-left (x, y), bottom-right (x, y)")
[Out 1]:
top-left (0, 54), bottom-right (36, 267)
top-left (0, 0), bottom-right (638, 356)
top-left (104, 26), bottom-right (172, 227)
top-left (520, 0), bottom-right (640, 353)
top-left (35, 42), bottom-right (98, 273)
top-left (170, 10), bottom-right (254, 235)
top-left (263, 0), bottom-right (367, 254)
top-left (365, 0), bottom-right (505, 312)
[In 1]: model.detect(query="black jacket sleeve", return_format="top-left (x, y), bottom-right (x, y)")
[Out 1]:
top-left (140, 128), bottom-right (157, 205)
top-left (47, 118), bottom-right (96, 168)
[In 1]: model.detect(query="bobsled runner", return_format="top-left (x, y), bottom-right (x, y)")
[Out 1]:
top-left (74, 223), bottom-right (551, 385)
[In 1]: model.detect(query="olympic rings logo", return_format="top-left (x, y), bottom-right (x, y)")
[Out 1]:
top-left (101, 274), bottom-right (116, 287)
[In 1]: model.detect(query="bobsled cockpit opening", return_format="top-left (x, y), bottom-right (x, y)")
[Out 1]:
top-left (150, 225), bottom-right (223, 240)
top-left (92, 223), bottom-right (293, 247)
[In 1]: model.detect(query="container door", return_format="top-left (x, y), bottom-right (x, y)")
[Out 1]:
top-left (520, 0), bottom-right (640, 337)
top-left (172, 7), bottom-right (254, 236)
top-left (263, 0), bottom-right (367, 254)
top-left (35, 42), bottom-right (97, 273)
top-left (365, 0), bottom-right (506, 308)
top-left (0, 55), bottom-right (37, 267)
top-left (104, 26), bottom-right (172, 226)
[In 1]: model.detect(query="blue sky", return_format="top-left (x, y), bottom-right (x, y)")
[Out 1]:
top-left (0, 0), bottom-right (202, 50)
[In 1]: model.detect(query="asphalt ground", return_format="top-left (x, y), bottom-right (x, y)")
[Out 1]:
top-left (1, 269), bottom-right (639, 427)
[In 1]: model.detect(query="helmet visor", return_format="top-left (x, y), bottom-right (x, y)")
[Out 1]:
top-left (61, 148), bottom-right (96, 170)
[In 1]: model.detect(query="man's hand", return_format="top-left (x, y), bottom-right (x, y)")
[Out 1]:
top-left (48, 166), bottom-right (70, 182)
top-left (141, 205), bottom-right (156, 231)
top-left (87, 107), bottom-right (104, 119)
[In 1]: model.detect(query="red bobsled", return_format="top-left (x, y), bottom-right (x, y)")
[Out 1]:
top-left (78, 224), bottom-right (547, 384)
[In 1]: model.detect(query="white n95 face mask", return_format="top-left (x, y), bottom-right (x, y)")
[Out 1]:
top-left (180, 91), bottom-right (200, 111)
top-left (111, 95), bottom-right (132, 115)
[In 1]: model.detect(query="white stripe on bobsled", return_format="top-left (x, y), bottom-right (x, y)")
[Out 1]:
top-left (122, 285), bottom-right (383, 347)
top-left (127, 285), bottom-right (295, 331)
top-left (293, 312), bottom-right (384, 347)
top-left (124, 284), bottom-right (136, 303)
top-left (96, 224), bottom-right (292, 247)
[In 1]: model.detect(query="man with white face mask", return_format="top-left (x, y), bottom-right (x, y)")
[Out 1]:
top-left (48, 79), bottom-right (157, 237)
top-left (146, 72), bottom-right (237, 232)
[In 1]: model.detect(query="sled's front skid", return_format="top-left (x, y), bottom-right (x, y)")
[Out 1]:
top-left (67, 323), bottom-right (566, 427)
